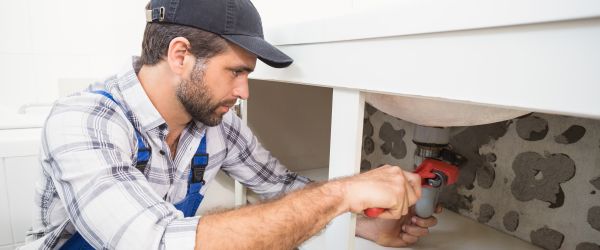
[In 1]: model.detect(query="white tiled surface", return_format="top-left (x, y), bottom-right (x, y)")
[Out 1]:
top-left (301, 210), bottom-right (541, 250)
top-left (0, 245), bottom-right (19, 250)
top-left (0, 0), bottom-right (147, 110)
top-left (0, 130), bottom-right (43, 158)
top-left (28, 0), bottom-right (60, 55)
top-left (0, 54), bottom-right (38, 111)
top-left (0, 0), bottom-right (32, 54)
top-left (0, 0), bottom-right (383, 110)
top-left (31, 54), bottom-right (92, 103)
top-left (0, 159), bottom-right (14, 246)
top-left (4, 156), bottom-right (40, 243)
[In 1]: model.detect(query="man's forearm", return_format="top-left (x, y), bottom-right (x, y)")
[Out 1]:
top-left (195, 181), bottom-right (347, 249)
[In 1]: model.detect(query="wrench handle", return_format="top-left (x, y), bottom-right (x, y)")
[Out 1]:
top-left (364, 208), bottom-right (385, 218)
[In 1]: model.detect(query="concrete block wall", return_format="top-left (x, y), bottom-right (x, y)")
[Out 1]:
top-left (361, 103), bottom-right (600, 250)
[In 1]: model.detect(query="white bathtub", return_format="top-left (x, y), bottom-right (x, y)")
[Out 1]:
top-left (0, 103), bottom-right (53, 130)
top-left (0, 105), bottom-right (52, 249)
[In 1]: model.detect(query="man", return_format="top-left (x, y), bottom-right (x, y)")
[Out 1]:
top-left (22, 0), bottom-right (439, 249)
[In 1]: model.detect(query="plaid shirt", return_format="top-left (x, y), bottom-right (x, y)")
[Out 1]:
top-left (21, 57), bottom-right (310, 250)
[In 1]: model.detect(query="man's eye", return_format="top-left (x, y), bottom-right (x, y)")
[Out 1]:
top-left (232, 70), bottom-right (242, 77)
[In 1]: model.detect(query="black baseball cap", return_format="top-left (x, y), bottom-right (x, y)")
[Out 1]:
top-left (146, 0), bottom-right (293, 68)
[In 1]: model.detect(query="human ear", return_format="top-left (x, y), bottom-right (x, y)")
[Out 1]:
top-left (166, 37), bottom-right (191, 75)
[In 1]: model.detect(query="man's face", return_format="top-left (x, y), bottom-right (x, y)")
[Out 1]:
top-left (176, 43), bottom-right (256, 126)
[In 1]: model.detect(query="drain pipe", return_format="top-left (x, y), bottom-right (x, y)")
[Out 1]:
top-left (413, 125), bottom-right (451, 218)
top-left (364, 125), bottom-right (460, 218)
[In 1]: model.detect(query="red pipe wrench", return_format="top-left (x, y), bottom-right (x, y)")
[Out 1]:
top-left (364, 159), bottom-right (459, 218)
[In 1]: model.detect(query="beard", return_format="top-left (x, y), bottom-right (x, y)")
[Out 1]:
top-left (176, 60), bottom-right (237, 127)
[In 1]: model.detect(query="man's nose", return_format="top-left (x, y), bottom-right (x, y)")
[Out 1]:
top-left (233, 77), bottom-right (249, 100)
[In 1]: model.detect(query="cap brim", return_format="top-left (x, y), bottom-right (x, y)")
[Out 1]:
top-left (222, 34), bottom-right (293, 68)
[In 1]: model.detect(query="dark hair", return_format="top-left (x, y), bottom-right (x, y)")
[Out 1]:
top-left (140, 3), bottom-right (228, 65)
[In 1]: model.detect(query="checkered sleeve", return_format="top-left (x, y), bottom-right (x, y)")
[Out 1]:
top-left (40, 95), bottom-right (198, 250)
top-left (219, 112), bottom-right (312, 200)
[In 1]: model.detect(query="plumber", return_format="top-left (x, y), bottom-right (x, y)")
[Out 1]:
top-left (21, 0), bottom-right (439, 249)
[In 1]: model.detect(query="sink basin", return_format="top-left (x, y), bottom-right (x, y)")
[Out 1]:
top-left (365, 93), bottom-right (530, 127)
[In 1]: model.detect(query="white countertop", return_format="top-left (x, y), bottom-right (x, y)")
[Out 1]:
top-left (264, 0), bottom-right (600, 46)
top-left (0, 128), bottom-right (43, 157)
top-left (252, 0), bottom-right (600, 120)
top-left (295, 168), bottom-right (540, 249)
top-left (301, 210), bottom-right (540, 250)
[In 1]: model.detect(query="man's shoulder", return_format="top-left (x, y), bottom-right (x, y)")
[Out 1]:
top-left (43, 88), bottom-right (135, 150)
top-left (52, 77), bottom-right (122, 112)
top-left (51, 92), bottom-right (115, 117)
top-left (45, 80), bottom-right (130, 132)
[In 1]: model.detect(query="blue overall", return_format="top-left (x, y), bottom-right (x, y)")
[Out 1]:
top-left (60, 91), bottom-right (208, 249)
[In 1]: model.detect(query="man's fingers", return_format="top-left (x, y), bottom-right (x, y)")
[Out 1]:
top-left (379, 206), bottom-right (403, 219)
top-left (404, 172), bottom-right (422, 199)
top-left (391, 170), bottom-right (420, 217)
top-left (403, 174), bottom-right (420, 207)
top-left (376, 233), bottom-right (417, 248)
top-left (402, 224), bottom-right (429, 237)
top-left (399, 232), bottom-right (419, 245)
top-left (412, 216), bottom-right (438, 228)
top-left (352, 166), bottom-right (423, 219)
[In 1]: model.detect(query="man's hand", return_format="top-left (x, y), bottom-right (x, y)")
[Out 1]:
top-left (196, 165), bottom-right (422, 249)
top-left (336, 165), bottom-right (422, 219)
top-left (356, 205), bottom-right (443, 247)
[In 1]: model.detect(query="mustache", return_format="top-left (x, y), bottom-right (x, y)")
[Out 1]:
top-left (219, 99), bottom-right (238, 107)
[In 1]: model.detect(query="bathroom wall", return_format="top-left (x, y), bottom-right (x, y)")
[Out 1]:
top-left (0, 0), bottom-right (398, 112)
top-left (361, 103), bottom-right (600, 250)
top-left (0, 0), bottom-right (389, 112)
top-left (0, 0), bottom-right (147, 112)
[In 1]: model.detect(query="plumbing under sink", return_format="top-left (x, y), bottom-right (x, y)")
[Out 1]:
top-left (364, 92), bottom-right (530, 219)
top-left (364, 93), bottom-right (529, 127)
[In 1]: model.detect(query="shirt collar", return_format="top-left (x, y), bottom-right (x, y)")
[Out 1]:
top-left (116, 56), bottom-right (166, 132)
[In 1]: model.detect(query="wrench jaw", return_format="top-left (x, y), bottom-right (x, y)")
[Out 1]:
top-left (414, 159), bottom-right (459, 218)
top-left (410, 126), bottom-right (461, 218)
top-left (427, 170), bottom-right (447, 188)
top-left (363, 163), bottom-right (454, 218)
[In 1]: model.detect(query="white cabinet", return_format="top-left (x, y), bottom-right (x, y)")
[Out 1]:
top-left (324, 89), bottom-right (365, 249)
top-left (302, 211), bottom-right (541, 250)
top-left (0, 128), bottom-right (42, 249)
top-left (249, 1), bottom-right (600, 248)
top-left (0, 245), bottom-right (18, 250)
top-left (244, 80), bottom-right (545, 249)
top-left (0, 159), bottom-right (14, 246)
top-left (4, 156), bottom-right (40, 243)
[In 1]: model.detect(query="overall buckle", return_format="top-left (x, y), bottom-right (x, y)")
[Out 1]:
top-left (191, 153), bottom-right (209, 184)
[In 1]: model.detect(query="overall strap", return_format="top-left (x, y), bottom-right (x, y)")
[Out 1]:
top-left (91, 90), bottom-right (149, 172)
top-left (189, 136), bottom-right (208, 188)
top-left (91, 90), bottom-right (209, 217)
top-left (61, 91), bottom-right (210, 249)
top-left (174, 135), bottom-right (208, 217)
top-left (190, 136), bottom-right (208, 183)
